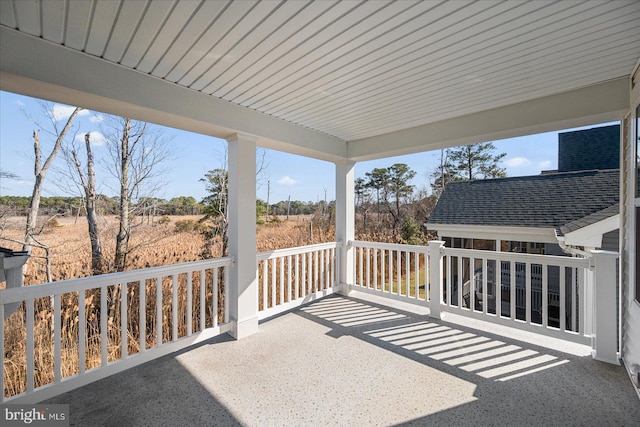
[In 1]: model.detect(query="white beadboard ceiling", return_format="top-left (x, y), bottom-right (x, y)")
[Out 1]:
top-left (1, 0), bottom-right (639, 144)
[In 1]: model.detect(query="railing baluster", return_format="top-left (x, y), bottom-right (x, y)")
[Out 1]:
top-left (301, 252), bottom-right (306, 297)
top-left (571, 267), bottom-right (577, 332)
top-left (262, 260), bottom-right (268, 310)
top-left (414, 252), bottom-right (419, 299)
top-left (172, 275), bottom-right (178, 341)
top-left (26, 298), bottom-right (34, 391)
top-left (101, 286), bottom-right (108, 366)
top-left (295, 254), bottom-right (299, 299)
top-left (470, 257), bottom-right (475, 310)
top-left (287, 255), bottom-right (292, 302)
top-left (213, 267), bottom-right (219, 328)
top-left (357, 247), bottom-right (362, 287)
top-left (139, 280), bottom-right (145, 352)
top-left (389, 250), bottom-right (393, 294)
top-left (54, 294), bottom-right (61, 382)
top-left (510, 261), bottom-right (516, 320)
top-left (542, 264), bottom-right (548, 328)
top-left (381, 249), bottom-right (385, 292)
top-left (224, 266), bottom-right (229, 324)
top-left (496, 260), bottom-right (502, 318)
top-left (457, 257), bottom-right (462, 308)
top-left (79, 291), bottom-right (86, 372)
top-left (121, 282), bottom-right (128, 359)
top-left (200, 269), bottom-right (205, 332)
top-left (525, 263), bottom-right (531, 324)
top-left (373, 249), bottom-right (378, 291)
top-left (396, 250), bottom-right (401, 295)
top-left (365, 247), bottom-right (370, 289)
top-left (271, 258), bottom-right (276, 308)
top-left (314, 251), bottom-right (319, 292)
top-left (279, 256), bottom-right (285, 305)
top-left (156, 276), bottom-right (162, 346)
top-left (579, 266), bottom-right (586, 335)
top-left (331, 248), bottom-right (336, 287)
top-left (187, 272), bottom-right (193, 336)
top-left (405, 251), bottom-right (410, 297)
top-left (448, 255), bottom-right (453, 306)
top-left (560, 267), bottom-right (566, 332)
top-left (321, 249), bottom-right (326, 290)
top-left (308, 252), bottom-right (313, 294)
top-left (482, 258), bottom-right (488, 314)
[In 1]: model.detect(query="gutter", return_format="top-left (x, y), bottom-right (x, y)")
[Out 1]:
top-left (554, 229), bottom-right (591, 258)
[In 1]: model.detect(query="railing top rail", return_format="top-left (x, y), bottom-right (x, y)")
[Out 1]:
top-left (443, 247), bottom-right (590, 268)
top-left (0, 256), bottom-right (234, 304)
top-left (351, 240), bottom-right (428, 252)
top-left (256, 241), bottom-right (340, 261)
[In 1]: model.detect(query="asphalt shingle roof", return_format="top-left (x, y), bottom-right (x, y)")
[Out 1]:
top-left (428, 169), bottom-right (620, 232)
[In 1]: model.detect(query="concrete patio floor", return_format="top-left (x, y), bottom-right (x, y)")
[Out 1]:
top-left (46, 294), bottom-right (639, 426)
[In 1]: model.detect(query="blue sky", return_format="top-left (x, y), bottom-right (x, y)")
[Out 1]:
top-left (0, 90), bottom-right (615, 204)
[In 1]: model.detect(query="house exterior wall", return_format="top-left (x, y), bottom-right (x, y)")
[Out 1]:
top-left (620, 66), bottom-right (640, 387)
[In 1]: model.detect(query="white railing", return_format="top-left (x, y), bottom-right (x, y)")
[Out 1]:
top-left (257, 242), bottom-right (339, 320)
top-left (1, 257), bottom-right (233, 403)
top-left (442, 248), bottom-right (590, 345)
top-left (352, 241), bottom-right (429, 306)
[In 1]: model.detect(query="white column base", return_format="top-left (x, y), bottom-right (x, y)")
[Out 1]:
top-left (591, 349), bottom-right (620, 365)
top-left (231, 316), bottom-right (259, 340)
top-left (335, 283), bottom-right (352, 296)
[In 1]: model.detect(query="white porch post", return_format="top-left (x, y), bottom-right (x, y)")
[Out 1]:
top-left (590, 249), bottom-right (620, 364)
top-left (227, 132), bottom-right (258, 339)
top-left (335, 160), bottom-right (355, 295)
top-left (428, 241), bottom-right (445, 319)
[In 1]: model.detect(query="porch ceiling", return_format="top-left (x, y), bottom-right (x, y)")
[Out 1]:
top-left (1, 0), bottom-right (638, 161)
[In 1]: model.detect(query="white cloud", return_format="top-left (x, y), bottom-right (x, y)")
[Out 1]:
top-left (15, 100), bottom-right (24, 106)
top-left (89, 114), bottom-right (105, 124)
top-left (505, 157), bottom-right (531, 167)
top-left (76, 131), bottom-right (107, 146)
top-left (51, 104), bottom-right (89, 121)
top-left (539, 160), bottom-right (553, 169)
top-left (278, 176), bottom-right (297, 185)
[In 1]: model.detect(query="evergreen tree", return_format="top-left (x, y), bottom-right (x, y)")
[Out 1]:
top-left (448, 142), bottom-right (506, 181)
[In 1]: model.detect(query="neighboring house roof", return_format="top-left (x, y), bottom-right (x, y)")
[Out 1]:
top-left (560, 203), bottom-right (620, 235)
top-left (428, 169), bottom-right (620, 233)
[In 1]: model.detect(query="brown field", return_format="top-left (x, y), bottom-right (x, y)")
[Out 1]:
top-left (1, 215), bottom-right (334, 285)
top-left (1, 214), bottom-right (334, 398)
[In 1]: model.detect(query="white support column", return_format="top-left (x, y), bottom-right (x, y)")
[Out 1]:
top-left (335, 160), bottom-right (355, 295)
top-left (428, 241), bottom-right (445, 319)
top-left (590, 249), bottom-right (620, 364)
top-left (227, 133), bottom-right (258, 339)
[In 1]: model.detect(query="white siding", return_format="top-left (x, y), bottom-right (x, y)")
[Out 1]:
top-left (621, 96), bottom-right (640, 389)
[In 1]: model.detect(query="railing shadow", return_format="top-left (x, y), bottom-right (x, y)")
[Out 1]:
top-left (43, 336), bottom-right (243, 427)
top-left (295, 294), bottom-right (639, 426)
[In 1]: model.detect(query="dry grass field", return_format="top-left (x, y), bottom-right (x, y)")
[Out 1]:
top-left (1, 215), bottom-right (332, 285)
top-left (1, 214), bottom-right (334, 398)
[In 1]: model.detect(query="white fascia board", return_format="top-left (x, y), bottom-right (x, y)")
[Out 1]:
top-left (426, 224), bottom-right (559, 244)
top-left (347, 78), bottom-right (629, 162)
top-left (0, 27), bottom-right (346, 163)
top-left (563, 214), bottom-right (620, 247)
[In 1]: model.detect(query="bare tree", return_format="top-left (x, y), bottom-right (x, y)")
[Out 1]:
top-left (200, 147), bottom-right (270, 258)
top-left (103, 117), bottom-right (170, 271)
top-left (63, 133), bottom-right (104, 274)
top-left (23, 106), bottom-right (82, 252)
